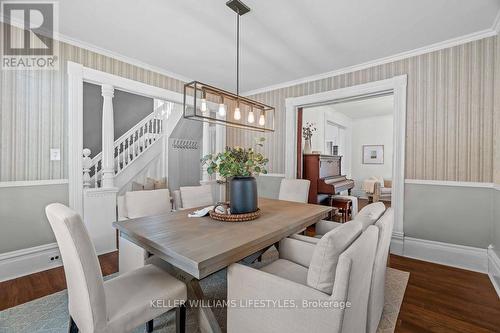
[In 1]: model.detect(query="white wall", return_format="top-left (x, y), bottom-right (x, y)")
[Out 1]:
top-left (350, 114), bottom-right (393, 196)
top-left (302, 107), bottom-right (352, 176)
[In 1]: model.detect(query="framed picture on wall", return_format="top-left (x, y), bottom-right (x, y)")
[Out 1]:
top-left (363, 145), bottom-right (384, 164)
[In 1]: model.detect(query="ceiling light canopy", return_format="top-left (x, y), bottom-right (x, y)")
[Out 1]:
top-left (183, 0), bottom-right (275, 132)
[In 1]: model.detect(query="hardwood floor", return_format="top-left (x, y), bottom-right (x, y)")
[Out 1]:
top-left (0, 251), bottom-right (117, 311)
top-left (1, 250), bottom-right (499, 332)
top-left (391, 255), bottom-right (500, 333)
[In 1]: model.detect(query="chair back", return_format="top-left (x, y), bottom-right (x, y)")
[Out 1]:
top-left (179, 184), bottom-right (213, 209)
top-left (124, 188), bottom-right (171, 219)
top-left (331, 225), bottom-right (379, 333)
top-left (278, 179), bottom-right (310, 203)
top-left (357, 202), bottom-right (386, 220)
top-left (45, 203), bottom-right (107, 332)
top-left (367, 208), bottom-right (394, 333)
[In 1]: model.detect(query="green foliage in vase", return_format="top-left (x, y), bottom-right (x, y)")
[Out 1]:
top-left (302, 122), bottom-right (317, 140)
top-left (202, 137), bottom-right (269, 178)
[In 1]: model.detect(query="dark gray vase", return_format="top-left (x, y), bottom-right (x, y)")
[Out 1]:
top-left (230, 176), bottom-right (258, 214)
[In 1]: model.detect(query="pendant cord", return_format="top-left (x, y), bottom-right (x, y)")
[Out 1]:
top-left (236, 12), bottom-right (240, 97)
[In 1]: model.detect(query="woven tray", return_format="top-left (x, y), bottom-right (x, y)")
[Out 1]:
top-left (209, 208), bottom-right (260, 222)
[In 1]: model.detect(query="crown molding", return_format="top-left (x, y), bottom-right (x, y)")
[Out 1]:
top-left (493, 10), bottom-right (500, 34)
top-left (0, 16), bottom-right (191, 84)
top-left (3, 8), bottom-right (499, 95)
top-left (242, 27), bottom-right (498, 96)
top-left (57, 33), bottom-right (192, 84)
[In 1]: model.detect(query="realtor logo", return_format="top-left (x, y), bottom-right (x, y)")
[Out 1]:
top-left (1, 1), bottom-right (59, 69)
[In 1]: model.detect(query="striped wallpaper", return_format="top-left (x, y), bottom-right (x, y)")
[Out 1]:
top-left (0, 23), bottom-right (185, 181)
top-left (1, 22), bottom-right (499, 183)
top-left (228, 35), bottom-right (499, 183)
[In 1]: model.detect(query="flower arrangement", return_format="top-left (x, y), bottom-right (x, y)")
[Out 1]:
top-left (302, 122), bottom-right (317, 140)
top-left (202, 137), bottom-right (269, 178)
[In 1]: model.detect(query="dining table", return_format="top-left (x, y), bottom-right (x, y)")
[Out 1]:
top-left (113, 197), bottom-right (332, 333)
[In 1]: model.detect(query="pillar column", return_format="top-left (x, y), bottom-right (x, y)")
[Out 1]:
top-left (101, 84), bottom-right (115, 188)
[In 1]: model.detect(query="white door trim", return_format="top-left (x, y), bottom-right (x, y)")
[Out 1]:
top-left (284, 75), bottom-right (407, 243)
top-left (67, 61), bottom-right (185, 216)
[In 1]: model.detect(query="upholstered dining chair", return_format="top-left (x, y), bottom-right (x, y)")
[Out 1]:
top-left (278, 179), bottom-right (310, 203)
top-left (172, 184), bottom-right (214, 210)
top-left (288, 207), bottom-right (395, 333)
top-left (228, 221), bottom-right (379, 333)
top-left (117, 189), bottom-right (172, 274)
top-left (45, 203), bottom-right (187, 333)
top-left (292, 202), bottom-right (386, 245)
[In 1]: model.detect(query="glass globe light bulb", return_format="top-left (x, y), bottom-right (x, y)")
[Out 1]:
top-left (248, 110), bottom-right (255, 123)
top-left (234, 107), bottom-right (241, 120)
top-left (259, 114), bottom-right (265, 126)
top-left (218, 103), bottom-right (226, 117)
top-left (200, 98), bottom-right (207, 112)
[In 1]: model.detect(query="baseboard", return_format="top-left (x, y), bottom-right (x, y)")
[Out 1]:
top-left (390, 231), bottom-right (404, 255)
top-left (0, 243), bottom-right (62, 282)
top-left (404, 237), bottom-right (488, 273)
top-left (488, 246), bottom-right (500, 298)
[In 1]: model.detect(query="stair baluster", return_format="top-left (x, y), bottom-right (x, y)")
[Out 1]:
top-left (88, 111), bottom-right (164, 186)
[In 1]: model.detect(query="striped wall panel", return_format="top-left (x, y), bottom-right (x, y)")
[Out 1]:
top-left (0, 23), bottom-right (186, 182)
top-left (228, 36), bottom-right (498, 182)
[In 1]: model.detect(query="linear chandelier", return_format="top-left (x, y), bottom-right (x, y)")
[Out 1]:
top-left (183, 0), bottom-right (275, 132)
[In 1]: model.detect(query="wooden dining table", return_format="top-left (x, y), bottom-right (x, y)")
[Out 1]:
top-left (113, 197), bottom-right (332, 333)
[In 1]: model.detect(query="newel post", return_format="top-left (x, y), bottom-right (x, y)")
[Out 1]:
top-left (82, 148), bottom-right (92, 188)
top-left (101, 84), bottom-right (115, 188)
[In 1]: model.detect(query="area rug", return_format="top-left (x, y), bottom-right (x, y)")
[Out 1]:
top-left (0, 253), bottom-right (409, 333)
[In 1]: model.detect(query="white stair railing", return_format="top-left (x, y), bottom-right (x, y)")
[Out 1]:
top-left (86, 112), bottom-right (163, 188)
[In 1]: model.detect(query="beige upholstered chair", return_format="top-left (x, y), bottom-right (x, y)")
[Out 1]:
top-left (45, 203), bottom-right (186, 333)
top-left (278, 179), bottom-right (310, 203)
top-left (292, 202), bottom-right (386, 244)
top-left (367, 208), bottom-right (394, 333)
top-left (172, 184), bottom-right (214, 210)
top-left (117, 189), bottom-right (172, 274)
top-left (289, 206), bottom-right (395, 333)
top-left (227, 221), bottom-right (379, 333)
top-left (368, 179), bottom-right (392, 203)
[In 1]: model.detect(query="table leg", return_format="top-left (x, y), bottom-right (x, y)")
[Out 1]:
top-left (146, 258), bottom-right (223, 333)
top-left (188, 279), bottom-right (223, 333)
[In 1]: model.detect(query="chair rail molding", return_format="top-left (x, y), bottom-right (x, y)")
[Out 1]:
top-left (405, 179), bottom-right (495, 188)
top-left (0, 179), bottom-right (69, 187)
top-left (67, 61), bottom-right (185, 216)
top-left (284, 75), bottom-right (407, 238)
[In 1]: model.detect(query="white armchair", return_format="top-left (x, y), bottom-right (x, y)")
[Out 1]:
top-left (117, 189), bottom-right (171, 274)
top-left (228, 221), bottom-right (379, 333)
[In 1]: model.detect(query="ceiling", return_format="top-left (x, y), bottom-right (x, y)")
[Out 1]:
top-left (332, 95), bottom-right (394, 119)
top-left (307, 94), bottom-right (394, 119)
top-left (58, 0), bottom-right (500, 92)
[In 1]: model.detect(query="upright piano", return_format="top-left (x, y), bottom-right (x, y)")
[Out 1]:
top-left (302, 154), bottom-right (354, 204)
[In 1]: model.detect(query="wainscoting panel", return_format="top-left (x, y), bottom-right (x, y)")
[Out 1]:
top-left (404, 183), bottom-right (493, 248)
top-left (0, 183), bottom-right (68, 253)
top-left (229, 36), bottom-right (498, 182)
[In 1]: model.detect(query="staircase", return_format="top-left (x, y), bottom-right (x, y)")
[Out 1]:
top-left (83, 111), bottom-right (164, 189)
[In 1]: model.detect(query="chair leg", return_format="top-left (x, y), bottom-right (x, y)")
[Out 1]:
top-left (146, 319), bottom-right (154, 333)
top-left (176, 304), bottom-right (186, 333)
top-left (68, 316), bottom-right (78, 333)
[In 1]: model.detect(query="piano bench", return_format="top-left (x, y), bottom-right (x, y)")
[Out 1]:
top-left (330, 197), bottom-right (352, 223)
